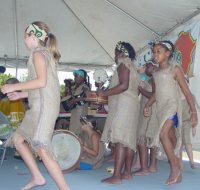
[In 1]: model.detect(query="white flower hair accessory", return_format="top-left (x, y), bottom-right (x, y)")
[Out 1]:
top-left (116, 41), bottom-right (129, 57)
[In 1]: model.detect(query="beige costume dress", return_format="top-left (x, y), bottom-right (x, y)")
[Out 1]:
top-left (137, 80), bottom-right (159, 147)
top-left (152, 64), bottom-right (182, 157)
top-left (6, 47), bottom-right (60, 158)
top-left (69, 84), bottom-right (89, 137)
top-left (81, 132), bottom-right (105, 169)
top-left (101, 58), bottom-right (140, 151)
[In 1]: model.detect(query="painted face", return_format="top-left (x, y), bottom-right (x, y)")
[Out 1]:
top-left (152, 45), bottom-right (170, 65)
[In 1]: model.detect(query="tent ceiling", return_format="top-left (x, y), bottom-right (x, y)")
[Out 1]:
top-left (0, 0), bottom-right (200, 70)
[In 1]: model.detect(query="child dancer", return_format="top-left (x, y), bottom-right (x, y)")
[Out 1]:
top-left (1, 21), bottom-right (70, 190)
top-left (97, 41), bottom-right (140, 184)
top-left (135, 62), bottom-right (159, 176)
top-left (144, 40), bottom-right (197, 185)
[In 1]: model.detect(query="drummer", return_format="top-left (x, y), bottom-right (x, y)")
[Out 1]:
top-left (78, 115), bottom-right (105, 170)
top-left (68, 69), bottom-right (90, 137)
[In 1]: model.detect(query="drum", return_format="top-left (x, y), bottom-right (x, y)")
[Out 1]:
top-left (86, 91), bottom-right (108, 104)
top-left (52, 130), bottom-right (82, 172)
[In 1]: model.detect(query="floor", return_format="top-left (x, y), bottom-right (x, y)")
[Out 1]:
top-left (0, 148), bottom-right (200, 190)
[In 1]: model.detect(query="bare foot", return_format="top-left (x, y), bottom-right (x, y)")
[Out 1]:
top-left (166, 174), bottom-right (182, 185)
top-left (122, 172), bottom-right (133, 180)
top-left (134, 169), bottom-right (149, 176)
top-left (21, 177), bottom-right (46, 190)
top-left (190, 162), bottom-right (198, 169)
top-left (148, 167), bottom-right (157, 173)
top-left (165, 169), bottom-right (182, 185)
top-left (101, 176), bottom-right (122, 184)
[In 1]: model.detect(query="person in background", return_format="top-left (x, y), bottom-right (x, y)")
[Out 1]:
top-left (68, 69), bottom-right (90, 137)
top-left (78, 115), bottom-right (105, 170)
top-left (97, 41), bottom-right (140, 184)
top-left (179, 75), bottom-right (198, 169)
top-left (134, 62), bottom-right (159, 176)
top-left (1, 21), bottom-right (70, 190)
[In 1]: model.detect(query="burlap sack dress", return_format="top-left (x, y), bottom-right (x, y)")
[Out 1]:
top-left (101, 58), bottom-right (140, 151)
top-left (6, 47), bottom-right (60, 159)
top-left (137, 80), bottom-right (159, 147)
top-left (152, 64), bottom-right (182, 157)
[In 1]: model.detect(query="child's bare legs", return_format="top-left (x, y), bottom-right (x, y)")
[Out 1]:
top-left (134, 145), bottom-right (149, 176)
top-left (132, 151), bottom-right (141, 171)
top-left (122, 147), bottom-right (134, 179)
top-left (13, 135), bottom-right (46, 190)
top-left (102, 143), bottom-right (125, 184)
top-left (160, 120), bottom-right (181, 185)
top-left (149, 147), bottom-right (157, 172)
top-left (185, 144), bottom-right (198, 169)
top-left (39, 149), bottom-right (70, 190)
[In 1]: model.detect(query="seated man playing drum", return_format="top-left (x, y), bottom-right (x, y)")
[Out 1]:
top-left (78, 115), bottom-right (105, 170)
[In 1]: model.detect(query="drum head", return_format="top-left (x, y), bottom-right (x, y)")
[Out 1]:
top-left (52, 130), bottom-right (82, 172)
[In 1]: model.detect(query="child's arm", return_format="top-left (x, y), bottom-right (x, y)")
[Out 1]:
top-left (174, 66), bottom-right (198, 127)
top-left (7, 91), bottom-right (28, 101)
top-left (139, 78), bottom-right (155, 99)
top-left (143, 93), bottom-right (156, 117)
top-left (97, 63), bottom-right (130, 97)
top-left (1, 52), bottom-right (47, 94)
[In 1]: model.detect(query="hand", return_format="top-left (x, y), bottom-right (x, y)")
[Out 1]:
top-left (144, 105), bottom-right (151, 117)
top-left (7, 92), bottom-right (21, 101)
top-left (190, 112), bottom-right (198, 128)
top-left (139, 81), bottom-right (146, 89)
top-left (1, 84), bottom-right (16, 94)
top-left (96, 89), bottom-right (105, 96)
top-left (192, 127), bottom-right (196, 137)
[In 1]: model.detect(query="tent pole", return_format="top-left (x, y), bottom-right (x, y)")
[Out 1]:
top-left (61, 0), bottom-right (114, 62)
top-left (13, 0), bottom-right (19, 77)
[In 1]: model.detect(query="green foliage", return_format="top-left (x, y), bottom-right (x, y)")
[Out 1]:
top-left (0, 73), bottom-right (14, 87)
top-left (60, 84), bottom-right (65, 97)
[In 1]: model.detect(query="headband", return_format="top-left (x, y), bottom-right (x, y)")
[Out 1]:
top-left (156, 41), bottom-right (173, 51)
top-left (73, 70), bottom-right (85, 78)
top-left (25, 24), bottom-right (48, 42)
top-left (116, 41), bottom-right (129, 57)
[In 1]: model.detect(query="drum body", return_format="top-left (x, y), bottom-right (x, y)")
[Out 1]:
top-left (87, 91), bottom-right (108, 104)
top-left (52, 130), bottom-right (82, 172)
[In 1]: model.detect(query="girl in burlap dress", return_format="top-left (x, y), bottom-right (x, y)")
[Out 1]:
top-left (97, 41), bottom-right (140, 184)
top-left (1, 21), bottom-right (70, 190)
top-left (135, 62), bottom-right (159, 176)
top-left (144, 41), bottom-right (197, 185)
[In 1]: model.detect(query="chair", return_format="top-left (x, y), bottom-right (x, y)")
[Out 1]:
top-left (0, 112), bottom-right (10, 167)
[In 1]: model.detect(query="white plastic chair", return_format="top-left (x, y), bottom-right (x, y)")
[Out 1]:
top-left (0, 112), bottom-right (10, 167)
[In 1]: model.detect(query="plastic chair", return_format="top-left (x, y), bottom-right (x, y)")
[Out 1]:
top-left (0, 112), bottom-right (10, 167)
top-left (0, 139), bottom-right (7, 166)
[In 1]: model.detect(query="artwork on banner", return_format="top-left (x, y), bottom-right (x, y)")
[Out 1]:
top-left (173, 22), bottom-right (200, 77)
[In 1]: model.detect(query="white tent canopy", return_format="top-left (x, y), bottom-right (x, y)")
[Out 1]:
top-left (1, 0), bottom-right (200, 71)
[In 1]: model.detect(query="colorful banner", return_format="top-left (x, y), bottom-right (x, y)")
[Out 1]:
top-left (173, 22), bottom-right (200, 77)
